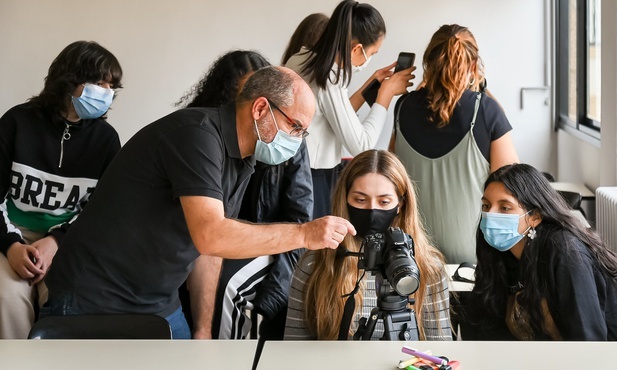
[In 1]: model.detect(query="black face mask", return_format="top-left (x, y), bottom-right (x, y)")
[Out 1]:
top-left (347, 204), bottom-right (398, 238)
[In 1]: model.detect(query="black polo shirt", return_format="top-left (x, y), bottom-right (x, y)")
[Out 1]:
top-left (46, 103), bottom-right (255, 317)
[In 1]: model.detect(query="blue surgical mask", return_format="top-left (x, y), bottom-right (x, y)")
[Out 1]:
top-left (253, 104), bottom-right (302, 165)
top-left (71, 83), bottom-right (114, 119)
top-left (480, 211), bottom-right (531, 252)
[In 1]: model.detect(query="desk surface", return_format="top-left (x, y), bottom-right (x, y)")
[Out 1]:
top-left (0, 340), bottom-right (257, 370)
top-left (257, 340), bottom-right (614, 370)
top-left (550, 182), bottom-right (595, 199)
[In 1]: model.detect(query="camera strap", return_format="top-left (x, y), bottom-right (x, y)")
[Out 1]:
top-left (338, 271), bottom-right (365, 340)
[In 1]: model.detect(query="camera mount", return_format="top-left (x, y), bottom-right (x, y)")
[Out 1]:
top-left (353, 273), bottom-right (419, 341)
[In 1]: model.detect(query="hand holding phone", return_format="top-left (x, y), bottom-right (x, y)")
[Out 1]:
top-left (394, 52), bottom-right (415, 73)
top-left (362, 52), bottom-right (415, 106)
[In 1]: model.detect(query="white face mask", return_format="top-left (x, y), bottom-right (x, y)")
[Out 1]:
top-left (352, 45), bottom-right (371, 73)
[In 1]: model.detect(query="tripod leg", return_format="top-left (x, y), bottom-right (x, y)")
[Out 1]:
top-left (357, 307), bottom-right (381, 340)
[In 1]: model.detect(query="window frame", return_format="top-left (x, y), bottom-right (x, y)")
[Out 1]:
top-left (556, 0), bottom-right (601, 141)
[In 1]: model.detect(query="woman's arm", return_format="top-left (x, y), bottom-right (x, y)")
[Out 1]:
top-left (422, 271), bottom-right (453, 341)
top-left (549, 238), bottom-right (609, 340)
top-left (489, 132), bottom-right (519, 173)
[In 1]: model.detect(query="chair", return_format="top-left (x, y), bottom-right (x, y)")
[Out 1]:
top-left (542, 172), bottom-right (556, 182)
top-left (557, 190), bottom-right (586, 218)
top-left (28, 314), bottom-right (172, 339)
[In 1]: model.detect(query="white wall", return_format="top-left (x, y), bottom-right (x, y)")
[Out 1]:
top-left (0, 0), bottom-right (551, 170)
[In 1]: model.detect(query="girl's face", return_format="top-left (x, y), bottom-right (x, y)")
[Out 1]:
top-left (350, 35), bottom-right (384, 67)
top-left (481, 182), bottom-right (530, 234)
top-left (481, 181), bottom-right (541, 258)
top-left (347, 172), bottom-right (398, 211)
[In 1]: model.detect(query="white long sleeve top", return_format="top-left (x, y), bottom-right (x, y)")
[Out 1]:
top-left (285, 48), bottom-right (388, 169)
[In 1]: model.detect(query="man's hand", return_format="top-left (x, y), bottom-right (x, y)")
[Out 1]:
top-left (6, 242), bottom-right (43, 282)
top-left (301, 216), bottom-right (356, 250)
top-left (30, 236), bottom-right (59, 284)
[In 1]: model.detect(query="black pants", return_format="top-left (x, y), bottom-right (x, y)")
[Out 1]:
top-left (311, 160), bottom-right (350, 218)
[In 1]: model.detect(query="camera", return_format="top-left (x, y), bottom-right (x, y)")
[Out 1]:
top-left (359, 227), bottom-right (420, 296)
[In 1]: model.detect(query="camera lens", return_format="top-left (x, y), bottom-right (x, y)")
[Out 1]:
top-left (384, 246), bottom-right (420, 296)
top-left (393, 271), bottom-right (420, 296)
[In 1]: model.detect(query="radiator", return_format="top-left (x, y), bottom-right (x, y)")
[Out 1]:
top-left (596, 187), bottom-right (617, 253)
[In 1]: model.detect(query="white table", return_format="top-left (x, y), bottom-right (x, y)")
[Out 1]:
top-left (571, 209), bottom-right (591, 227)
top-left (257, 340), bottom-right (614, 370)
top-left (550, 182), bottom-right (595, 200)
top-left (0, 339), bottom-right (258, 370)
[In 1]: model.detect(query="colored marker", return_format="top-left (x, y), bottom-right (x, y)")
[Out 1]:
top-left (398, 356), bottom-right (420, 368)
top-left (405, 365), bottom-right (422, 370)
top-left (401, 347), bottom-right (447, 366)
top-left (399, 350), bottom-right (433, 369)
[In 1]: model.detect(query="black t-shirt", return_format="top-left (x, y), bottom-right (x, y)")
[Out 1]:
top-left (395, 88), bottom-right (512, 161)
top-left (45, 103), bottom-right (255, 317)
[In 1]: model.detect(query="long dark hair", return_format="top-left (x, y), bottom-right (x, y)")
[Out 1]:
top-left (281, 13), bottom-right (329, 65)
top-left (471, 163), bottom-right (617, 336)
top-left (176, 50), bottom-right (270, 108)
top-left (300, 0), bottom-right (385, 89)
top-left (29, 41), bottom-right (123, 124)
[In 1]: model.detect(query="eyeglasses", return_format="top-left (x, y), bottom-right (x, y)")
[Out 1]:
top-left (268, 100), bottom-right (309, 139)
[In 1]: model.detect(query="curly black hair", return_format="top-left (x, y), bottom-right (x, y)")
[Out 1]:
top-left (176, 50), bottom-right (270, 108)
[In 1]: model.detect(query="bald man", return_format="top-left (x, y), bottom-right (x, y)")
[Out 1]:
top-left (43, 66), bottom-right (355, 338)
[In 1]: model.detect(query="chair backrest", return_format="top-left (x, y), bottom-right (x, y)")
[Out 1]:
top-left (28, 314), bottom-right (172, 339)
top-left (542, 172), bottom-right (556, 182)
top-left (557, 190), bottom-right (583, 210)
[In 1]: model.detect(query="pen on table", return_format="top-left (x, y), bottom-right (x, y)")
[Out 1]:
top-left (398, 356), bottom-right (420, 368)
top-left (401, 347), bottom-right (447, 366)
top-left (399, 350), bottom-right (433, 369)
top-left (406, 364), bottom-right (434, 370)
top-left (405, 365), bottom-right (421, 370)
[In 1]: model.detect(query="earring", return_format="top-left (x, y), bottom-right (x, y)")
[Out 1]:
top-left (528, 226), bottom-right (537, 240)
top-left (469, 77), bottom-right (475, 86)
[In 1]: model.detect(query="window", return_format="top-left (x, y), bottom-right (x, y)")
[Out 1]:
top-left (557, 0), bottom-right (601, 137)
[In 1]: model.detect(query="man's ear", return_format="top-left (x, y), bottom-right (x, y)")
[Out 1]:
top-left (252, 97), bottom-right (269, 121)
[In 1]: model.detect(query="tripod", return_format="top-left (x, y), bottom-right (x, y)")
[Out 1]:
top-left (353, 273), bottom-right (419, 341)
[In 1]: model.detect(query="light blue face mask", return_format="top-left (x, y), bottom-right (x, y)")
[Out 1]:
top-left (480, 211), bottom-right (531, 252)
top-left (71, 83), bottom-right (114, 119)
top-left (253, 104), bottom-right (302, 165)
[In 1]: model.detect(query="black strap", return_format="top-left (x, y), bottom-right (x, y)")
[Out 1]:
top-left (338, 271), bottom-right (364, 340)
top-left (452, 262), bottom-right (475, 284)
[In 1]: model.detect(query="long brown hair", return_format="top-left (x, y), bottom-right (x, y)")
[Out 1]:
top-left (422, 24), bottom-right (484, 127)
top-left (303, 150), bottom-right (446, 339)
top-left (281, 13), bottom-right (329, 65)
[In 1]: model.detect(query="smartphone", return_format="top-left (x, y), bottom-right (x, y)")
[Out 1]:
top-left (394, 52), bottom-right (415, 73)
top-left (361, 78), bottom-right (381, 107)
top-left (362, 52), bottom-right (416, 106)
